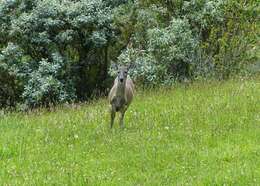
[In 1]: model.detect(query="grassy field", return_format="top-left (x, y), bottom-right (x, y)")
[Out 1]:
top-left (0, 77), bottom-right (259, 185)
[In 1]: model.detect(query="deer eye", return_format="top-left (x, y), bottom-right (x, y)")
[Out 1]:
top-left (124, 71), bottom-right (127, 74)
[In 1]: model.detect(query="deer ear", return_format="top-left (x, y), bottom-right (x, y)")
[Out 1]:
top-left (111, 63), bottom-right (118, 70)
top-left (127, 63), bottom-right (134, 70)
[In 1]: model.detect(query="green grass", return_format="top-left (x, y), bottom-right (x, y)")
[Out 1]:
top-left (0, 77), bottom-right (259, 185)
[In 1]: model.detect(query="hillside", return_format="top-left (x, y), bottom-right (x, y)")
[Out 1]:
top-left (0, 77), bottom-right (259, 185)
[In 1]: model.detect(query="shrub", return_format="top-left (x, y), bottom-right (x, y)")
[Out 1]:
top-left (117, 18), bottom-right (198, 85)
top-left (0, 0), bottom-right (117, 108)
top-left (114, 0), bottom-right (258, 84)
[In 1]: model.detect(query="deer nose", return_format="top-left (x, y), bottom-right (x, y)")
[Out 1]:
top-left (120, 78), bottom-right (124, 83)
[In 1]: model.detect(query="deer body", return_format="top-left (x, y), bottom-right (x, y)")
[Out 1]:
top-left (108, 66), bottom-right (134, 128)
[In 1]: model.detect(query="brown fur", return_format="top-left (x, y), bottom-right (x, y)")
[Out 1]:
top-left (108, 67), bottom-right (134, 128)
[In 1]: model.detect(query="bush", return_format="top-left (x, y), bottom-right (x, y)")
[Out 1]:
top-left (117, 18), bottom-right (198, 85)
top-left (22, 56), bottom-right (76, 108)
top-left (0, 0), bottom-right (117, 108)
top-left (114, 0), bottom-right (258, 84)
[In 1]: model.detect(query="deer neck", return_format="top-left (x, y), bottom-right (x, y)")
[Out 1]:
top-left (116, 82), bottom-right (126, 97)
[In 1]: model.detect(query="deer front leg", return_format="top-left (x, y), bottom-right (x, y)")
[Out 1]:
top-left (119, 107), bottom-right (127, 129)
top-left (110, 106), bottom-right (116, 129)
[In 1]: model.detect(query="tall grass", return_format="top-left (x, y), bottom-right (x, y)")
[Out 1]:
top-left (0, 77), bottom-right (259, 185)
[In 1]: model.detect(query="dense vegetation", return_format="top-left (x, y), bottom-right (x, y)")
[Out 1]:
top-left (0, 77), bottom-right (259, 185)
top-left (0, 0), bottom-right (258, 108)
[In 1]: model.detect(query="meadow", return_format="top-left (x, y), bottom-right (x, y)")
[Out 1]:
top-left (0, 77), bottom-right (259, 185)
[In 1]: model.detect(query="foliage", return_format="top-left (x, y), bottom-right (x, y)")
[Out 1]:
top-left (0, 43), bottom-right (24, 107)
top-left (118, 18), bottom-right (198, 85)
top-left (22, 56), bottom-right (76, 108)
top-left (0, 0), bottom-right (117, 108)
top-left (0, 0), bottom-right (258, 108)
top-left (114, 0), bottom-right (258, 84)
top-left (193, 0), bottom-right (259, 79)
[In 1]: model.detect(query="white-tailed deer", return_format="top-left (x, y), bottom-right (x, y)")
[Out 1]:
top-left (108, 65), bottom-right (134, 128)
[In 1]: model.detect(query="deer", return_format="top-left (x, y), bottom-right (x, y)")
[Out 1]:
top-left (108, 65), bottom-right (134, 128)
